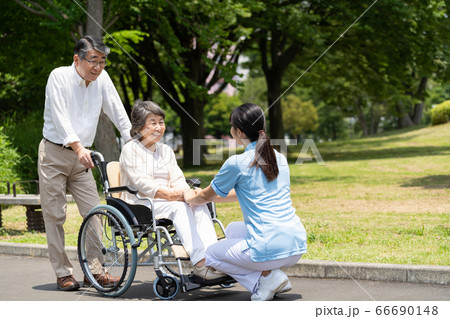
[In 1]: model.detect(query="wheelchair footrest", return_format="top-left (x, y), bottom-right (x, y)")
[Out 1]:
top-left (187, 273), bottom-right (236, 286)
top-left (171, 244), bottom-right (190, 259)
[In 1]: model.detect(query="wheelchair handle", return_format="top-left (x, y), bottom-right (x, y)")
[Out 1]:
top-left (90, 151), bottom-right (104, 164)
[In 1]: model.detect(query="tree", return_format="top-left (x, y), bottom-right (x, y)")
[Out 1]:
top-left (282, 95), bottom-right (318, 140)
top-left (204, 93), bottom-right (242, 138)
top-left (119, 0), bottom-right (252, 167)
top-left (242, 1), bottom-right (350, 142)
top-left (238, 75), bottom-right (267, 108)
top-left (283, 0), bottom-right (450, 136)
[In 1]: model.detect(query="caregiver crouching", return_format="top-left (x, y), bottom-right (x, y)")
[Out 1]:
top-left (184, 103), bottom-right (307, 301)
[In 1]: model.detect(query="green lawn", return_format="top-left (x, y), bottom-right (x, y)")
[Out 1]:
top-left (1, 123), bottom-right (449, 265)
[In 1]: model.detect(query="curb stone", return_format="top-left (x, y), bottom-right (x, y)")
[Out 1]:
top-left (1, 242), bottom-right (449, 285)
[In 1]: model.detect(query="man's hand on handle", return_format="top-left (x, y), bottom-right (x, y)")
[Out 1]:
top-left (70, 141), bottom-right (94, 169)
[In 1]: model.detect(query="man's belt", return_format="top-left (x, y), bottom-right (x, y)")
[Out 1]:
top-left (43, 138), bottom-right (74, 150)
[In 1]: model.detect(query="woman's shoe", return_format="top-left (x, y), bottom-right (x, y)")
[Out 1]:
top-left (193, 265), bottom-right (227, 280)
top-left (251, 269), bottom-right (288, 301)
top-left (276, 280), bottom-right (292, 294)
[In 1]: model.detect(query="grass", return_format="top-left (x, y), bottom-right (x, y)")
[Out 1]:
top-left (1, 123), bottom-right (449, 266)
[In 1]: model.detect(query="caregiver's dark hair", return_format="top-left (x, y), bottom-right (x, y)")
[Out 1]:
top-left (230, 103), bottom-right (279, 182)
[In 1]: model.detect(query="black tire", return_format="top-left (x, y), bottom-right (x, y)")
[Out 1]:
top-left (78, 206), bottom-right (137, 297)
top-left (153, 275), bottom-right (179, 300)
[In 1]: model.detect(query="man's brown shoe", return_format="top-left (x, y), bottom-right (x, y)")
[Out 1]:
top-left (57, 275), bottom-right (80, 291)
top-left (83, 273), bottom-right (120, 288)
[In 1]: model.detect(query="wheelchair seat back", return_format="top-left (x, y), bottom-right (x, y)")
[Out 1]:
top-left (106, 161), bottom-right (122, 198)
top-left (88, 156), bottom-right (152, 226)
top-left (106, 197), bottom-right (153, 226)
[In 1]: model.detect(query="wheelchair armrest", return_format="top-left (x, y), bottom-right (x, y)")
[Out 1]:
top-left (186, 178), bottom-right (201, 188)
top-left (108, 185), bottom-right (138, 195)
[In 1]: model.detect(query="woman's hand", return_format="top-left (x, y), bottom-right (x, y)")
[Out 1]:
top-left (184, 186), bottom-right (218, 206)
top-left (155, 188), bottom-right (185, 201)
top-left (183, 188), bottom-right (200, 204)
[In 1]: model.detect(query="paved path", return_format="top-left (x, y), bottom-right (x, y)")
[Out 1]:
top-left (1, 254), bottom-right (449, 302)
top-left (2, 254), bottom-right (449, 319)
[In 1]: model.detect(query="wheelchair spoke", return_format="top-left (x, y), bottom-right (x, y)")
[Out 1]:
top-left (78, 208), bottom-right (137, 296)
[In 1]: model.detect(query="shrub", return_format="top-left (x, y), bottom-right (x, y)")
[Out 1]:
top-left (0, 126), bottom-right (21, 194)
top-left (431, 100), bottom-right (450, 125)
top-left (2, 111), bottom-right (43, 181)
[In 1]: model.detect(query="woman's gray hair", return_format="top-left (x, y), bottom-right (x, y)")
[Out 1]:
top-left (74, 35), bottom-right (110, 59)
top-left (130, 100), bottom-right (166, 138)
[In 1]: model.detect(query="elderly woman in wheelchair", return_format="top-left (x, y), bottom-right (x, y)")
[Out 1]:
top-left (119, 100), bottom-right (226, 281)
top-left (77, 100), bottom-right (234, 299)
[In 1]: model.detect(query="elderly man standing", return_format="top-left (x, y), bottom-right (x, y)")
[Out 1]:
top-left (38, 35), bottom-right (131, 291)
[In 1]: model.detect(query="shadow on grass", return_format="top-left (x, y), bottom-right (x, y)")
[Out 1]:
top-left (291, 175), bottom-right (358, 185)
top-left (401, 175), bottom-right (450, 189)
top-left (288, 145), bottom-right (450, 163)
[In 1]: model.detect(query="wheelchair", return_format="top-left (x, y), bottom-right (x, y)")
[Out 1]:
top-left (77, 151), bottom-right (235, 299)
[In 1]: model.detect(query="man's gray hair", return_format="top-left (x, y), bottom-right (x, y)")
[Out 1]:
top-left (74, 35), bottom-right (110, 59)
top-left (130, 100), bottom-right (166, 138)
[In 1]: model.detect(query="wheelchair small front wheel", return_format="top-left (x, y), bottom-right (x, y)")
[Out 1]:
top-left (153, 275), bottom-right (179, 300)
top-left (220, 282), bottom-right (236, 288)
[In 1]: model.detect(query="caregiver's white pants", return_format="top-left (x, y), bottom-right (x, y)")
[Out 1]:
top-left (205, 221), bottom-right (302, 293)
top-left (153, 200), bottom-right (218, 265)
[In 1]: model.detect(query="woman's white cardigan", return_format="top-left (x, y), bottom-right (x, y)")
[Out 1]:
top-left (119, 139), bottom-right (189, 204)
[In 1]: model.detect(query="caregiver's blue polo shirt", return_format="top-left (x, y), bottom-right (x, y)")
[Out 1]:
top-left (211, 141), bottom-right (307, 262)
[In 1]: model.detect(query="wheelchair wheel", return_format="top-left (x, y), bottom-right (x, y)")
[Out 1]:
top-left (153, 275), bottom-right (179, 300)
top-left (78, 205), bottom-right (137, 297)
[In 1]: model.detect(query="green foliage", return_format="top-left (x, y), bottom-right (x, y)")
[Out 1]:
top-left (282, 95), bottom-right (318, 138)
top-left (431, 100), bottom-right (450, 125)
top-left (2, 111), bottom-right (43, 181)
top-left (0, 126), bottom-right (21, 194)
top-left (426, 82), bottom-right (450, 106)
top-left (238, 76), bottom-right (267, 108)
top-left (316, 103), bottom-right (348, 141)
top-left (204, 93), bottom-right (242, 137)
top-left (105, 30), bottom-right (149, 58)
top-left (0, 73), bottom-right (22, 111)
top-left (0, 1), bottom-right (73, 114)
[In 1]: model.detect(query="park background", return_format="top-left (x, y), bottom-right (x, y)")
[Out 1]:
top-left (0, 1), bottom-right (449, 266)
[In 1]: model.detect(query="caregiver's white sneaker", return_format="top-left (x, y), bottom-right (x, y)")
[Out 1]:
top-left (251, 269), bottom-right (288, 301)
top-left (276, 279), bottom-right (292, 294)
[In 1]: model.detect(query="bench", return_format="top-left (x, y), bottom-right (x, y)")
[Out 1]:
top-left (0, 180), bottom-right (73, 232)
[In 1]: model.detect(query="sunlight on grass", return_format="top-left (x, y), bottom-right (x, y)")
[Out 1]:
top-left (1, 123), bottom-right (449, 265)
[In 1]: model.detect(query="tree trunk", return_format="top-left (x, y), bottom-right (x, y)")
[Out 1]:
top-left (180, 100), bottom-right (205, 168)
top-left (370, 117), bottom-right (379, 135)
top-left (86, 0), bottom-right (103, 38)
top-left (94, 112), bottom-right (120, 161)
top-left (412, 76), bottom-right (428, 125)
top-left (356, 101), bottom-right (369, 137)
top-left (331, 121), bottom-right (337, 140)
top-left (399, 114), bottom-right (415, 128)
top-left (266, 75), bottom-right (285, 140)
top-left (85, 0), bottom-right (121, 160)
top-left (259, 32), bottom-right (299, 144)
top-left (369, 103), bottom-right (380, 135)
top-left (119, 73), bottom-right (131, 115)
top-left (396, 101), bottom-right (415, 128)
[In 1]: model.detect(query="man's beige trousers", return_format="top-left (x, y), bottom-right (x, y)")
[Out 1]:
top-left (38, 139), bottom-right (101, 278)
